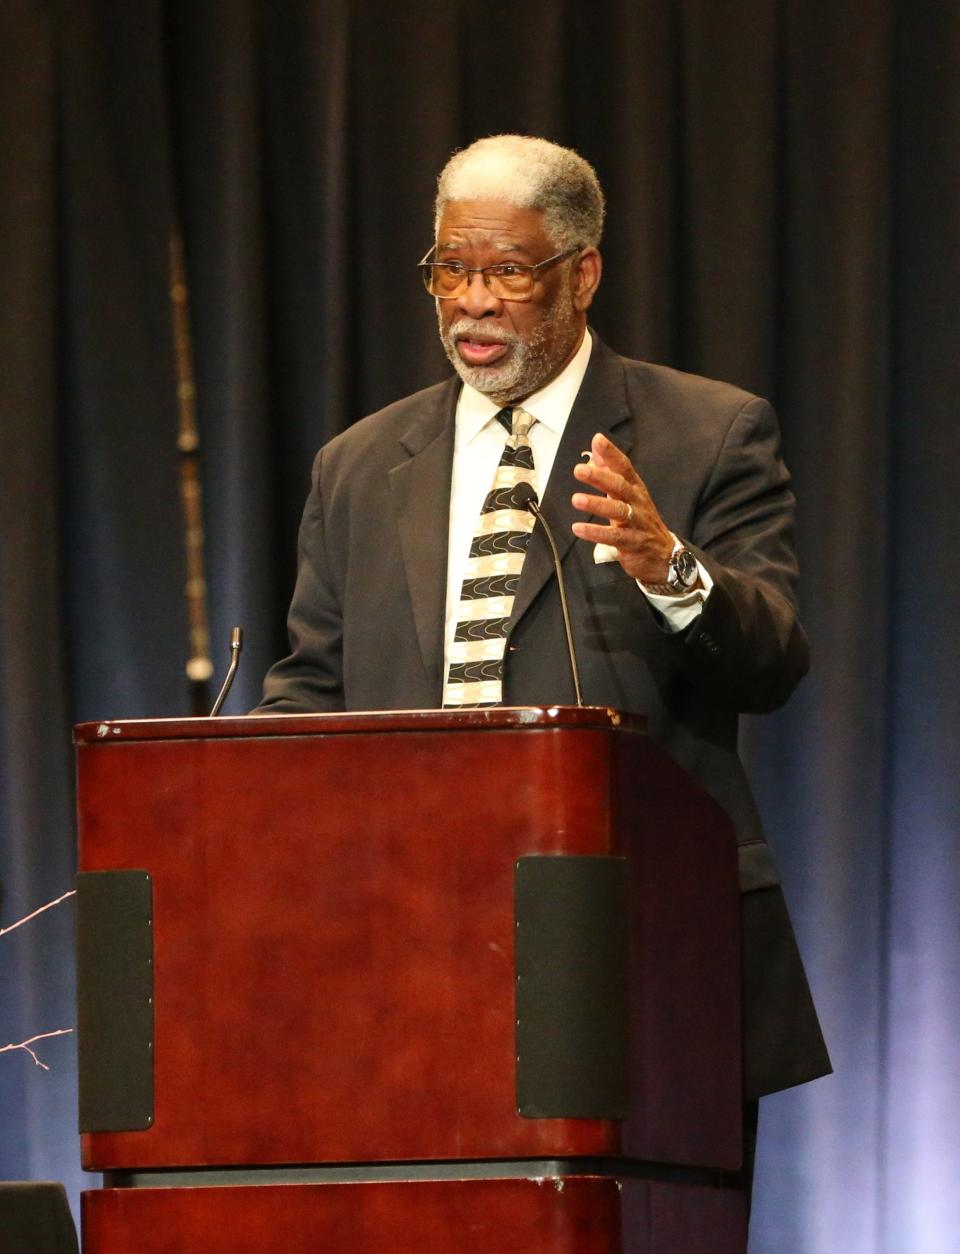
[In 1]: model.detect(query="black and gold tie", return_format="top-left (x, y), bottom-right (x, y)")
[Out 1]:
top-left (443, 407), bottom-right (538, 708)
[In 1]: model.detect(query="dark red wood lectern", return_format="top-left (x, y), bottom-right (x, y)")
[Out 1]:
top-left (74, 706), bottom-right (747, 1252)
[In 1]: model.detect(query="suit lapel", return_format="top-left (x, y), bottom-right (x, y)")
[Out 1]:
top-left (510, 335), bottom-right (633, 627)
top-left (388, 379), bottom-right (459, 696)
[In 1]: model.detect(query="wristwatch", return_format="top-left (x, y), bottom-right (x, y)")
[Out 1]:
top-left (643, 540), bottom-right (700, 596)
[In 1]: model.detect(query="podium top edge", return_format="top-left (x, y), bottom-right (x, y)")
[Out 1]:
top-left (74, 705), bottom-right (647, 745)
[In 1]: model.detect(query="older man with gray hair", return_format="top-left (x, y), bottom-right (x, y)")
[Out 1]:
top-left (260, 133), bottom-right (830, 1198)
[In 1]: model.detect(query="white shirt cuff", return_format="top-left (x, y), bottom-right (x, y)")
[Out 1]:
top-left (639, 570), bottom-right (711, 631)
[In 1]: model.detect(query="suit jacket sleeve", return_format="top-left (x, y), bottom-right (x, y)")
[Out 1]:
top-left (667, 395), bottom-right (809, 714)
top-left (258, 448), bottom-right (346, 712)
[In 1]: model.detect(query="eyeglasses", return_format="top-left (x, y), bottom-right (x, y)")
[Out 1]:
top-left (417, 245), bottom-right (581, 301)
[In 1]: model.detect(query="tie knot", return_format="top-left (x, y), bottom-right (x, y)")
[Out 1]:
top-left (497, 406), bottom-right (536, 445)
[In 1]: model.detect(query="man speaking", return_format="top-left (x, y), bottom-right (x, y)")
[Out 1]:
top-left (259, 136), bottom-right (829, 1119)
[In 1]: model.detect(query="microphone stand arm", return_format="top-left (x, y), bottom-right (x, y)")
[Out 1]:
top-left (209, 627), bottom-right (244, 717)
top-left (526, 499), bottom-right (584, 708)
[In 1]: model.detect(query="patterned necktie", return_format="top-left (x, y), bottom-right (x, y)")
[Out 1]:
top-left (443, 407), bottom-right (538, 708)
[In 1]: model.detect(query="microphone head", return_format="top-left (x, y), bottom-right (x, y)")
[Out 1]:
top-left (513, 481), bottom-right (539, 512)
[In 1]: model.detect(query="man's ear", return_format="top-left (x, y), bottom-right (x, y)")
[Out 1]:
top-left (572, 248), bottom-right (602, 313)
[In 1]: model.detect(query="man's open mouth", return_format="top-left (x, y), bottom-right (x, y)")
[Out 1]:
top-left (455, 337), bottom-right (511, 367)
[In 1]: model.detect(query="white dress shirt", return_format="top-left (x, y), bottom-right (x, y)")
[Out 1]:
top-left (443, 331), bottom-right (711, 683)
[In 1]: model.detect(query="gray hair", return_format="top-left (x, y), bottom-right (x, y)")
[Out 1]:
top-left (434, 135), bottom-right (605, 250)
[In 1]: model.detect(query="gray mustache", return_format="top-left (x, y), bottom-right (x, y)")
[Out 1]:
top-left (446, 320), bottom-right (517, 346)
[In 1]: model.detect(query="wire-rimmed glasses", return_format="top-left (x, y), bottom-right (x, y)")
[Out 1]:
top-left (417, 245), bottom-right (581, 301)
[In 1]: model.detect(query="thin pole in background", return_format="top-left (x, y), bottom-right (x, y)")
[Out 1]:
top-left (168, 228), bottom-right (213, 715)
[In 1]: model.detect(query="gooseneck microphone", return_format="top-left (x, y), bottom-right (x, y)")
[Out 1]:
top-left (209, 627), bottom-right (244, 717)
top-left (514, 483), bottom-right (583, 707)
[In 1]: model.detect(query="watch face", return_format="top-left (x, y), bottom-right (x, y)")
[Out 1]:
top-left (670, 547), bottom-right (698, 589)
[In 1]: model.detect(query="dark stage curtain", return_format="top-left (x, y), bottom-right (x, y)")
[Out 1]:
top-left (1, 2), bottom-right (957, 1248)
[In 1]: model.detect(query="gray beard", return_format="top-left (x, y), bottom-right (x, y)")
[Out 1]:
top-left (437, 289), bottom-right (578, 406)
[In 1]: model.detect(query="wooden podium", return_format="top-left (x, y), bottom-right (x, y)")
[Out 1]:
top-left (74, 707), bottom-right (746, 1252)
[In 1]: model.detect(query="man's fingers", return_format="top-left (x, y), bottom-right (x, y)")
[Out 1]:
top-left (572, 460), bottom-right (632, 500)
top-left (571, 521), bottom-right (632, 547)
top-left (572, 491), bottom-right (633, 524)
top-left (574, 438), bottom-right (647, 499)
top-left (590, 432), bottom-right (641, 480)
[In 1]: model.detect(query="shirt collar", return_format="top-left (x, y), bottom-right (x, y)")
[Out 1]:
top-left (456, 328), bottom-right (594, 443)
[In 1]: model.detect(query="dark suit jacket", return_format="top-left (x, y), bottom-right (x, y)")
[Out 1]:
top-left (259, 332), bottom-right (831, 1099)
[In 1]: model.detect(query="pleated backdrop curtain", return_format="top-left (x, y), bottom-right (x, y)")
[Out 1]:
top-left (1, 2), bottom-right (958, 1250)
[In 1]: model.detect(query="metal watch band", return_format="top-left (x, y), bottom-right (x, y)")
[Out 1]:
top-left (642, 542), bottom-right (699, 597)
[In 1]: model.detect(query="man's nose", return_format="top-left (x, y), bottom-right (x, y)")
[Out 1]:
top-left (455, 270), bottom-right (502, 319)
